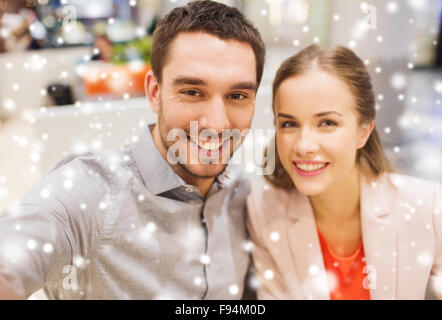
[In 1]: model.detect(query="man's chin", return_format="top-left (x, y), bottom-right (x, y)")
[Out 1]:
top-left (179, 162), bottom-right (228, 179)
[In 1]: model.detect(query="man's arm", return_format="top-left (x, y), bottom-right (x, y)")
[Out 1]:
top-left (0, 156), bottom-right (102, 298)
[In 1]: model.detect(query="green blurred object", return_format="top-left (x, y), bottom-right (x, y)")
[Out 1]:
top-left (111, 36), bottom-right (152, 65)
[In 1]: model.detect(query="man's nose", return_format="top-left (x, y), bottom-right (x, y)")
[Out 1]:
top-left (293, 128), bottom-right (320, 155)
top-left (199, 96), bottom-right (230, 134)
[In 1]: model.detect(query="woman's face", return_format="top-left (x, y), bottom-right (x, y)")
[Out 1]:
top-left (274, 69), bottom-right (373, 196)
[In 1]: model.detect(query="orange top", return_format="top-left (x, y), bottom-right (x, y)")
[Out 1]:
top-left (317, 229), bottom-right (370, 300)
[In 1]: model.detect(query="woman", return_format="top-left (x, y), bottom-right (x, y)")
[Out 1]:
top-left (247, 45), bottom-right (442, 300)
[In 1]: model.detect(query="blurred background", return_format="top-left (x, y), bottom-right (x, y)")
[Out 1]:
top-left (0, 0), bottom-right (441, 297)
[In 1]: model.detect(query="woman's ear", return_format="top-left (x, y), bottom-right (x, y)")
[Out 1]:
top-left (145, 70), bottom-right (160, 114)
top-left (357, 120), bottom-right (375, 149)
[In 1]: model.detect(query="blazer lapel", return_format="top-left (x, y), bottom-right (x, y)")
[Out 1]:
top-left (360, 175), bottom-right (397, 300)
top-left (287, 190), bottom-right (330, 300)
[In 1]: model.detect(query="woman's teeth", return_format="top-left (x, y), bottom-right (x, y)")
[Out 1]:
top-left (296, 163), bottom-right (326, 172)
top-left (190, 137), bottom-right (222, 151)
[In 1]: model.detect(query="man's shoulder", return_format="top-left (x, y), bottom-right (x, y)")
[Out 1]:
top-left (46, 146), bottom-right (134, 186)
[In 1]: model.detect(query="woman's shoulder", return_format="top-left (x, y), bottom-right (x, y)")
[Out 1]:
top-left (381, 172), bottom-right (440, 195)
top-left (371, 172), bottom-right (441, 211)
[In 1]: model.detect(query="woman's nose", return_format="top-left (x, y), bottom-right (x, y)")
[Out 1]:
top-left (293, 128), bottom-right (320, 156)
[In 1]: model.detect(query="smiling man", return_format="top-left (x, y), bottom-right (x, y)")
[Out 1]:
top-left (0, 1), bottom-right (265, 299)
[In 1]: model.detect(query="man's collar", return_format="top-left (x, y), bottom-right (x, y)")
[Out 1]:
top-left (131, 124), bottom-right (184, 195)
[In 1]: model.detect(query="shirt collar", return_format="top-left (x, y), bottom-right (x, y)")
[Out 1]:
top-left (131, 124), bottom-right (184, 195)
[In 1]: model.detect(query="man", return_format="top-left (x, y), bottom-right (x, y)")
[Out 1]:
top-left (0, 0), bottom-right (265, 299)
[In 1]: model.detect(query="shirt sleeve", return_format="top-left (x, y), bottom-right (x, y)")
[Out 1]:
top-left (431, 182), bottom-right (442, 300)
top-left (246, 192), bottom-right (291, 300)
top-left (0, 155), bottom-right (103, 298)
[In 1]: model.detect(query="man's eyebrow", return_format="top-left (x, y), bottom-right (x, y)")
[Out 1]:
top-left (172, 76), bottom-right (207, 86)
top-left (230, 81), bottom-right (258, 92)
top-left (276, 111), bottom-right (343, 119)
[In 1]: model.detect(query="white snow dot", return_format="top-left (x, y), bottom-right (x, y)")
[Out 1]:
top-left (99, 202), bottom-right (107, 210)
top-left (146, 222), bottom-right (156, 233)
top-left (73, 255), bottom-right (85, 268)
top-left (27, 239), bottom-right (37, 250)
top-left (200, 255), bottom-right (211, 265)
top-left (269, 231), bottom-right (280, 242)
top-left (264, 269), bottom-right (275, 280)
top-left (43, 243), bottom-right (53, 253)
top-left (309, 265), bottom-right (319, 275)
top-left (417, 253), bottom-right (432, 267)
top-left (40, 188), bottom-right (50, 199)
top-left (246, 162), bottom-right (255, 173)
top-left (242, 240), bottom-right (254, 252)
top-left (348, 40), bottom-right (357, 48)
top-left (194, 277), bottom-right (203, 286)
top-left (386, 1), bottom-right (399, 13)
top-left (63, 179), bottom-right (73, 189)
top-left (138, 194), bottom-right (145, 202)
top-left (80, 203), bottom-right (87, 210)
top-left (229, 284), bottom-right (239, 295)
top-left (390, 73), bottom-right (407, 90)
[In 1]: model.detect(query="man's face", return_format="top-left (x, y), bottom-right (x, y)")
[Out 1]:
top-left (148, 32), bottom-right (257, 178)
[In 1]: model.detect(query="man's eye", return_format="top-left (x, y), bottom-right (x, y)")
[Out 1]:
top-left (230, 93), bottom-right (247, 100)
top-left (183, 90), bottom-right (201, 97)
top-left (319, 119), bottom-right (338, 127)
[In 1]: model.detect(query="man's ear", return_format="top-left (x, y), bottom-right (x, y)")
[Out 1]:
top-left (145, 70), bottom-right (160, 114)
top-left (357, 120), bottom-right (375, 149)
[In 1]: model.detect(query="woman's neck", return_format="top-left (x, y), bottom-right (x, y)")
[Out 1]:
top-left (309, 166), bottom-right (361, 225)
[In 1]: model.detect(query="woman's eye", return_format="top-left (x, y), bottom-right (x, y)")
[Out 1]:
top-left (319, 119), bottom-right (338, 127)
top-left (280, 121), bottom-right (297, 128)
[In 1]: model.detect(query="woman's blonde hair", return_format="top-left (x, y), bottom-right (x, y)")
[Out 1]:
top-left (264, 44), bottom-right (394, 190)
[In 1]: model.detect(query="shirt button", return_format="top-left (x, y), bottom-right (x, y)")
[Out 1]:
top-left (185, 187), bottom-right (194, 193)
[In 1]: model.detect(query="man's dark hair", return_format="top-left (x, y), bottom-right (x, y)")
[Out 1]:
top-left (151, 0), bottom-right (265, 87)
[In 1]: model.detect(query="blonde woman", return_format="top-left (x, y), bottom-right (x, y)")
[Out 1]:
top-left (247, 45), bottom-right (442, 300)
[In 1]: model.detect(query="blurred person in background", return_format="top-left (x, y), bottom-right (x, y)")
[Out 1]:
top-left (247, 45), bottom-right (442, 300)
top-left (91, 35), bottom-right (113, 63)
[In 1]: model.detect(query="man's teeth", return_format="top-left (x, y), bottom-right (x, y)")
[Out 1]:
top-left (190, 137), bottom-right (222, 151)
top-left (296, 163), bottom-right (326, 172)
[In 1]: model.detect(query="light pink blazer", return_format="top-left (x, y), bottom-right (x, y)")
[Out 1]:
top-left (246, 173), bottom-right (442, 300)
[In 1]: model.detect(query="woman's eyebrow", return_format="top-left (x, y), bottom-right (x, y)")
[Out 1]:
top-left (277, 111), bottom-right (343, 119)
top-left (277, 113), bottom-right (295, 119)
top-left (314, 111), bottom-right (343, 117)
